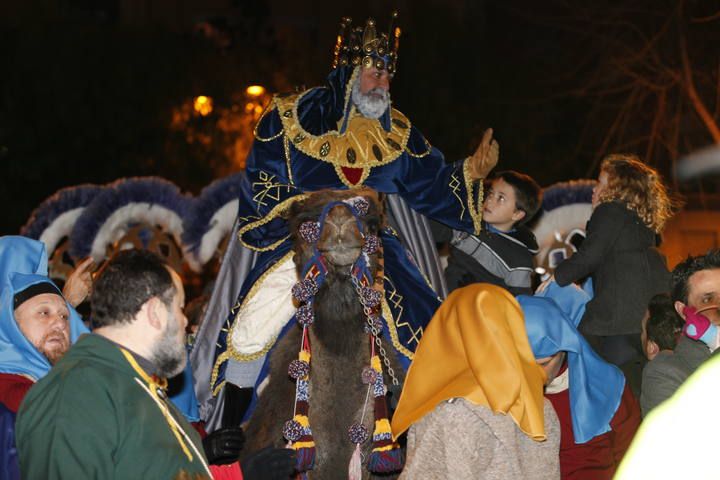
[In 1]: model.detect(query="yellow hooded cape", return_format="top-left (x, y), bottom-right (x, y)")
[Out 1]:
top-left (391, 284), bottom-right (547, 441)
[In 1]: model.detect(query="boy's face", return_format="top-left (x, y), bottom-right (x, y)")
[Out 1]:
top-left (483, 178), bottom-right (526, 231)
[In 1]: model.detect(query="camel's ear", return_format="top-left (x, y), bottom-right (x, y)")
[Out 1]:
top-left (361, 189), bottom-right (382, 207)
top-left (361, 193), bottom-right (385, 228)
top-left (284, 198), bottom-right (305, 220)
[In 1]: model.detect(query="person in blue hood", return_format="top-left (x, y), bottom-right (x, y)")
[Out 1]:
top-left (517, 294), bottom-right (641, 480)
top-left (0, 236), bottom-right (89, 480)
top-left (0, 235), bottom-right (94, 310)
top-left (0, 236), bottom-right (48, 282)
top-left (0, 236), bottom-right (89, 408)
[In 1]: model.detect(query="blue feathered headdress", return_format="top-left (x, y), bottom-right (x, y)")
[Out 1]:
top-left (20, 184), bottom-right (104, 255)
top-left (182, 172), bottom-right (248, 271)
top-left (541, 179), bottom-right (596, 213)
top-left (69, 177), bottom-right (192, 261)
top-left (533, 180), bottom-right (597, 273)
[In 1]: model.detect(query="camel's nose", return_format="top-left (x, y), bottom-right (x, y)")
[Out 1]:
top-left (317, 206), bottom-right (363, 267)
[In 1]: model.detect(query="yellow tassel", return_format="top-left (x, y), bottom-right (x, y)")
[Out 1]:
top-left (374, 418), bottom-right (392, 435)
top-left (291, 441), bottom-right (316, 449)
top-left (372, 443), bottom-right (398, 453)
top-left (294, 414), bottom-right (310, 427)
top-left (371, 355), bottom-right (382, 372)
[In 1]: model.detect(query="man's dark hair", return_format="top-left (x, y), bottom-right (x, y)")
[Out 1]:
top-left (493, 170), bottom-right (542, 225)
top-left (91, 249), bottom-right (175, 328)
top-left (671, 249), bottom-right (720, 304)
top-left (646, 293), bottom-right (683, 351)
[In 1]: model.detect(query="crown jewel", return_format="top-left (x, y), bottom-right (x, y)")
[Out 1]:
top-left (332, 12), bottom-right (401, 73)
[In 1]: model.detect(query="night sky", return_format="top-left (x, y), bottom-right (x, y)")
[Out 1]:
top-left (2, 0), bottom-right (718, 235)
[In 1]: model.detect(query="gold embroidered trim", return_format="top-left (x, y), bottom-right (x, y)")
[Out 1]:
top-left (414, 262), bottom-right (444, 302)
top-left (283, 135), bottom-right (294, 185)
top-left (210, 352), bottom-right (229, 396)
top-left (274, 91), bottom-right (412, 170)
top-left (212, 379), bottom-right (226, 397)
top-left (382, 227), bottom-right (438, 297)
top-left (251, 171), bottom-right (291, 209)
top-left (226, 250), bottom-right (294, 359)
top-left (209, 338), bottom-right (276, 395)
top-left (404, 136), bottom-right (432, 158)
top-left (253, 104), bottom-right (284, 142)
top-left (228, 333), bottom-right (277, 361)
top-left (449, 170), bottom-right (466, 222)
top-left (463, 159), bottom-right (484, 235)
top-left (237, 195), bottom-right (308, 252)
top-left (209, 251), bottom-right (296, 395)
top-left (382, 278), bottom-right (418, 361)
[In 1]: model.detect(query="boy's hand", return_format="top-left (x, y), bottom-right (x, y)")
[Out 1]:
top-left (466, 128), bottom-right (499, 180)
top-left (536, 275), bottom-right (555, 294)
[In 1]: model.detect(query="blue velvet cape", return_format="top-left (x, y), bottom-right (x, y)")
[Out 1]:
top-left (210, 66), bottom-right (482, 394)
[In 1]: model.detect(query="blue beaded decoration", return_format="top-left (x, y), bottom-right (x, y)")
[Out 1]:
top-left (348, 423), bottom-right (369, 444)
top-left (362, 234), bottom-right (380, 254)
top-left (283, 420), bottom-right (304, 442)
top-left (299, 221), bottom-right (321, 243)
top-left (288, 359), bottom-right (310, 379)
top-left (292, 278), bottom-right (319, 303)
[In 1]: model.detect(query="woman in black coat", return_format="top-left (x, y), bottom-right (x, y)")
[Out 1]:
top-left (554, 154), bottom-right (675, 366)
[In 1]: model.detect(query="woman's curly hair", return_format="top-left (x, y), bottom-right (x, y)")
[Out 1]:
top-left (597, 154), bottom-right (675, 233)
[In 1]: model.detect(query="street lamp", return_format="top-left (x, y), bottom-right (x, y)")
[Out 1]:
top-left (246, 85), bottom-right (266, 97)
top-left (193, 95), bottom-right (214, 116)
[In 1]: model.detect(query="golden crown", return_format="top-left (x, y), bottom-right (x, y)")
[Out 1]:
top-left (332, 12), bottom-right (401, 73)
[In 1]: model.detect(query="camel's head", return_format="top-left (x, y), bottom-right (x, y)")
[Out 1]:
top-left (288, 188), bottom-right (383, 277)
top-left (287, 188), bottom-right (384, 352)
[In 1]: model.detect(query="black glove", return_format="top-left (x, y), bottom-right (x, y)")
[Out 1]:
top-left (240, 446), bottom-right (296, 480)
top-left (202, 427), bottom-right (245, 465)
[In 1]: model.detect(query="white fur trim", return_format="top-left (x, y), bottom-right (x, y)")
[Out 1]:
top-left (197, 200), bottom-right (239, 266)
top-left (39, 207), bottom-right (85, 254)
top-left (230, 255), bottom-right (298, 355)
top-left (533, 204), bottom-right (593, 265)
top-left (90, 203), bottom-right (184, 262)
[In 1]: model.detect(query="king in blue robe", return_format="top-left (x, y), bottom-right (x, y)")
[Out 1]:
top-left (195, 14), bottom-right (499, 423)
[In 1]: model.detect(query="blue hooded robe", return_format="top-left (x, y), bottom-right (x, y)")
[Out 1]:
top-left (0, 236), bottom-right (89, 480)
top-left (517, 295), bottom-right (625, 444)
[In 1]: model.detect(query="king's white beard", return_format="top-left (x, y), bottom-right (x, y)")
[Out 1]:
top-left (351, 80), bottom-right (390, 119)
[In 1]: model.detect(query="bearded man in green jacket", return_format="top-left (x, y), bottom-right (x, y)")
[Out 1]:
top-left (16, 249), bottom-right (294, 479)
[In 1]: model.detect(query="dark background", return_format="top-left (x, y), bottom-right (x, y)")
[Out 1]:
top-left (2, 0), bottom-right (719, 235)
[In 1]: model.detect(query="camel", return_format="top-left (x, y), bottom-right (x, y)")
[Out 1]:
top-left (241, 188), bottom-right (406, 479)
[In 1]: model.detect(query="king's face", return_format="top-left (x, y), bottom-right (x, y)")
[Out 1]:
top-left (359, 66), bottom-right (391, 97)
